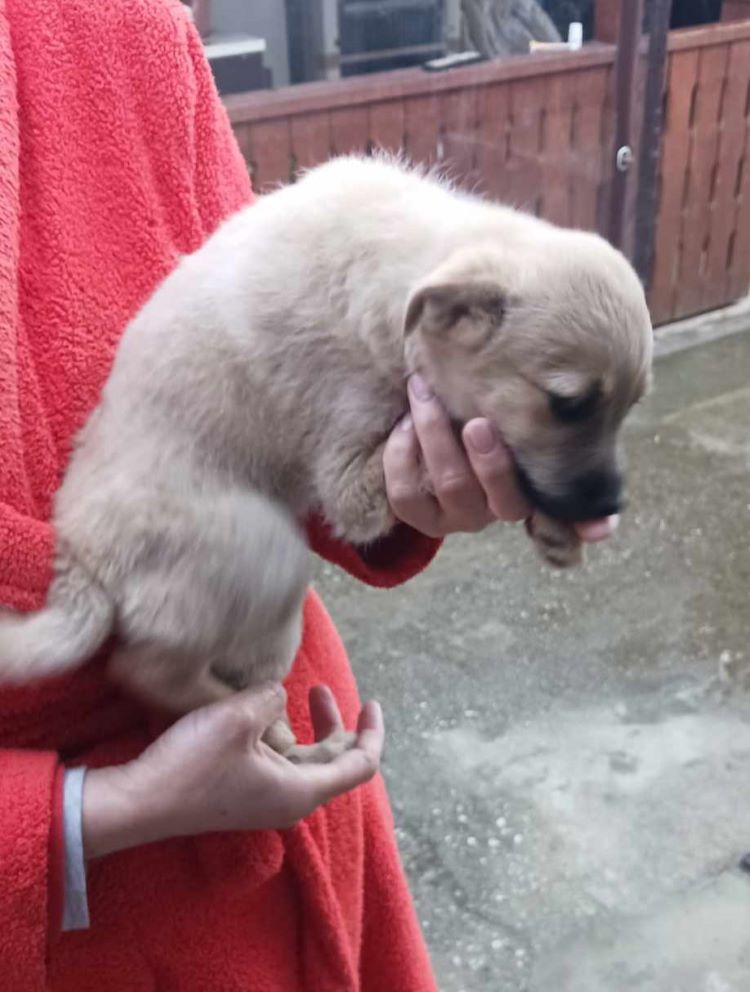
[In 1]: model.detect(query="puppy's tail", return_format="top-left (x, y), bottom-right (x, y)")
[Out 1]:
top-left (0, 553), bottom-right (114, 683)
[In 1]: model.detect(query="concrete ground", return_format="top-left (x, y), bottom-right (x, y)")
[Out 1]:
top-left (314, 313), bottom-right (750, 992)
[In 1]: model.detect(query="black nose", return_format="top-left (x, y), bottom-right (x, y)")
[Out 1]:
top-left (569, 470), bottom-right (623, 520)
top-left (515, 464), bottom-right (624, 522)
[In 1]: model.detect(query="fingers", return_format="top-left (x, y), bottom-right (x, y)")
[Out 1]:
top-left (308, 684), bottom-right (344, 741)
top-left (406, 376), bottom-right (487, 522)
top-left (462, 420), bottom-right (530, 522)
top-left (305, 701), bottom-right (384, 803)
top-left (217, 681), bottom-right (287, 741)
top-left (387, 378), bottom-right (620, 543)
top-left (383, 413), bottom-right (442, 536)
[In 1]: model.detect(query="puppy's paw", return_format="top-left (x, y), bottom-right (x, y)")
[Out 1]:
top-left (526, 513), bottom-right (583, 569)
top-left (262, 718), bottom-right (298, 756)
top-left (337, 494), bottom-right (396, 545)
top-left (330, 449), bottom-right (396, 544)
top-left (285, 729), bottom-right (357, 765)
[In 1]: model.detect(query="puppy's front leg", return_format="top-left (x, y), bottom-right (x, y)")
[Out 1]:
top-left (317, 443), bottom-right (396, 545)
top-left (526, 513), bottom-right (583, 569)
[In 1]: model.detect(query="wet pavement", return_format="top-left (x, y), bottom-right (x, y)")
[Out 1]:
top-left (314, 317), bottom-right (750, 992)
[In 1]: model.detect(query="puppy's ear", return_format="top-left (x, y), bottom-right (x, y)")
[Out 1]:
top-left (404, 283), bottom-right (506, 343)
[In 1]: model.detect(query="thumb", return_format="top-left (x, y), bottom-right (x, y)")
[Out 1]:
top-left (207, 681), bottom-right (288, 743)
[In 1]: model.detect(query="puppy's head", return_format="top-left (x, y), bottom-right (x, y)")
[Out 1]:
top-left (403, 228), bottom-right (653, 522)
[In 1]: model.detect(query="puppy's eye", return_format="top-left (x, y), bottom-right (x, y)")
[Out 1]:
top-left (548, 386), bottom-right (600, 422)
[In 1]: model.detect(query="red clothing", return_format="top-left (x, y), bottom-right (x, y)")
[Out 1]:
top-left (0, 1), bottom-right (439, 989)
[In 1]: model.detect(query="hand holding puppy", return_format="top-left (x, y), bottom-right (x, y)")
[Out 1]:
top-left (384, 375), bottom-right (619, 553)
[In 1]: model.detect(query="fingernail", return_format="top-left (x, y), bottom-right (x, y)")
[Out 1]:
top-left (465, 419), bottom-right (496, 454)
top-left (408, 374), bottom-right (433, 402)
top-left (399, 413), bottom-right (413, 432)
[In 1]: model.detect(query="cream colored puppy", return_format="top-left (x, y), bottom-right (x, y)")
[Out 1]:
top-left (0, 156), bottom-right (652, 761)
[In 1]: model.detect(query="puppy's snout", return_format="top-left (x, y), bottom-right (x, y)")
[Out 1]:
top-left (568, 469), bottom-right (623, 520)
top-left (515, 463), bottom-right (623, 522)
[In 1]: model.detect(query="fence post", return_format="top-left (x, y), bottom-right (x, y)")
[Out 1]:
top-left (607, 0), bottom-right (644, 257)
top-left (633, 0), bottom-right (672, 289)
top-left (593, 0), bottom-right (621, 43)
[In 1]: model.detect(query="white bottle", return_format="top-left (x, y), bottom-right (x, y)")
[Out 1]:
top-left (568, 22), bottom-right (584, 50)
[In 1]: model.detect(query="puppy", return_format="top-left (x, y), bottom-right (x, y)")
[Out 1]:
top-left (0, 156), bottom-right (652, 761)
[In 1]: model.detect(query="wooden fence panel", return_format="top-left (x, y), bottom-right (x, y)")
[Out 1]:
top-left (369, 100), bottom-right (406, 154)
top-left (649, 49), bottom-right (698, 323)
top-left (541, 73), bottom-right (575, 227)
top-left (243, 119), bottom-right (293, 190)
top-left (672, 44), bottom-right (729, 320)
top-left (505, 76), bottom-right (546, 215)
top-left (440, 87), bottom-right (479, 184)
top-left (290, 111), bottom-right (332, 171)
top-left (649, 21), bottom-right (750, 324)
top-left (569, 67), bottom-right (611, 232)
top-left (704, 40), bottom-right (750, 310)
top-left (226, 48), bottom-right (615, 241)
top-left (231, 120), bottom-right (254, 170)
top-left (473, 83), bottom-right (510, 202)
top-left (729, 121), bottom-right (750, 303)
top-left (403, 93), bottom-right (441, 165)
top-left (329, 106), bottom-right (369, 156)
top-left (725, 45), bottom-right (750, 304)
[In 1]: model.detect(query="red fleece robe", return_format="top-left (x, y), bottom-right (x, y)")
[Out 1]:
top-left (0, 1), bottom-right (440, 989)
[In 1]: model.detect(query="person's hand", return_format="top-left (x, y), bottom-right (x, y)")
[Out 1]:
top-left (83, 683), bottom-right (383, 859)
top-left (383, 374), bottom-right (619, 542)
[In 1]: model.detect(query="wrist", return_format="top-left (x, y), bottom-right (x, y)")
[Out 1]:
top-left (82, 763), bottom-right (167, 860)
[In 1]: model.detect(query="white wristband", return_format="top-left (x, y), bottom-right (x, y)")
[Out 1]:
top-left (62, 767), bottom-right (90, 931)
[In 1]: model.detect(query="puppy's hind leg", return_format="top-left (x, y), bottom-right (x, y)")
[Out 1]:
top-left (220, 610), bottom-right (357, 764)
top-left (109, 645), bottom-right (234, 713)
top-left (114, 488), bottom-right (311, 715)
top-left (215, 611), bottom-right (303, 754)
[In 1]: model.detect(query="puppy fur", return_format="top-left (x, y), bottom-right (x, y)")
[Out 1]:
top-left (0, 156), bottom-right (652, 760)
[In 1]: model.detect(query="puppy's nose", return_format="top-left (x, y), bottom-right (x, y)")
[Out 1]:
top-left (572, 470), bottom-right (623, 519)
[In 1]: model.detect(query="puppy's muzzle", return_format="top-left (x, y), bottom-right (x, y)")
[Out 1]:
top-left (518, 467), bottom-right (624, 522)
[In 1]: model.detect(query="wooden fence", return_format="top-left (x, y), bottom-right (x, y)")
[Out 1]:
top-left (649, 20), bottom-right (750, 323)
top-left (225, 46), bottom-right (616, 238)
top-left (225, 21), bottom-right (750, 326)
